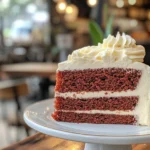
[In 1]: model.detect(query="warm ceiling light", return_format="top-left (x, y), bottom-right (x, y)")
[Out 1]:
top-left (65, 4), bottom-right (79, 22)
top-left (66, 5), bottom-right (73, 14)
top-left (128, 0), bottom-right (136, 5)
top-left (116, 0), bottom-right (124, 8)
top-left (87, 0), bottom-right (98, 7)
top-left (56, 1), bottom-right (67, 14)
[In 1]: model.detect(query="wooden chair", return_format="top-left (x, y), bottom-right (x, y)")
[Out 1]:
top-left (0, 79), bottom-right (30, 141)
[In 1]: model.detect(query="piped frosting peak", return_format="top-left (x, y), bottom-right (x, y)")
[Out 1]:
top-left (68, 32), bottom-right (145, 63)
top-left (102, 32), bottom-right (136, 48)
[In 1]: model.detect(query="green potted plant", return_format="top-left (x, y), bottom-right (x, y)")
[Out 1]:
top-left (89, 16), bottom-right (113, 45)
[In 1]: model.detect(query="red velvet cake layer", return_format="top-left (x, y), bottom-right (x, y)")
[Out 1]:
top-left (52, 111), bottom-right (136, 124)
top-left (55, 96), bottom-right (138, 111)
top-left (55, 68), bottom-right (141, 92)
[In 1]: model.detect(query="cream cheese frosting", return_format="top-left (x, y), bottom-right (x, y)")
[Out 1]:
top-left (102, 32), bottom-right (136, 48)
top-left (67, 32), bottom-right (145, 63)
top-left (59, 110), bottom-right (133, 115)
top-left (58, 32), bottom-right (145, 71)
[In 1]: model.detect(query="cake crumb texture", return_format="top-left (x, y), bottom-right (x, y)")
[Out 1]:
top-left (55, 68), bottom-right (141, 92)
top-left (52, 111), bottom-right (136, 124)
top-left (55, 97), bottom-right (138, 111)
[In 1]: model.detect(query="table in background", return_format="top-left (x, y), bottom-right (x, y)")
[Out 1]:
top-left (0, 62), bottom-right (58, 99)
top-left (1, 133), bottom-right (150, 150)
top-left (0, 62), bottom-right (58, 78)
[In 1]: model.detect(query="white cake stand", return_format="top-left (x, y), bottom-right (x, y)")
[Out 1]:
top-left (24, 99), bottom-right (150, 150)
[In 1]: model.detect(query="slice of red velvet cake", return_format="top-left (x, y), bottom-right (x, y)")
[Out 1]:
top-left (52, 33), bottom-right (150, 126)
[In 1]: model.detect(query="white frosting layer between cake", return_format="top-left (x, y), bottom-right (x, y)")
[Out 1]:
top-left (56, 91), bottom-right (138, 98)
top-left (56, 33), bottom-right (150, 126)
top-left (59, 110), bottom-right (133, 115)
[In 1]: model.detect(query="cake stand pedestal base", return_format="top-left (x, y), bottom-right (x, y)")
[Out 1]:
top-left (84, 143), bottom-right (132, 150)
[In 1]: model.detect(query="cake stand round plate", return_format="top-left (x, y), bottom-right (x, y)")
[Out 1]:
top-left (24, 99), bottom-right (150, 150)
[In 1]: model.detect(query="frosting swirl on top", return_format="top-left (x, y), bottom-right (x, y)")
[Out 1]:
top-left (102, 32), bottom-right (136, 48)
top-left (68, 32), bottom-right (145, 63)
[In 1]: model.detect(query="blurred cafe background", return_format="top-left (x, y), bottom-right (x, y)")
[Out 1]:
top-left (0, 0), bottom-right (150, 148)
